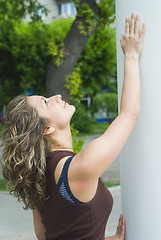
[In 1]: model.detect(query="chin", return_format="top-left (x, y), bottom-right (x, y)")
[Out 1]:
top-left (70, 104), bottom-right (76, 113)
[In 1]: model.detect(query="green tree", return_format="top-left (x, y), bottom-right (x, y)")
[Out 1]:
top-left (0, 0), bottom-right (48, 21)
top-left (0, 0), bottom-right (48, 104)
top-left (45, 0), bottom-right (116, 101)
top-left (0, 19), bottom-right (73, 104)
top-left (0, 0), bottom-right (116, 105)
top-left (78, 25), bottom-right (117, 96)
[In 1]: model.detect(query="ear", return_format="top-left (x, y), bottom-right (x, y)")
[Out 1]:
top-left (43, 126), bottom-right (55, 135)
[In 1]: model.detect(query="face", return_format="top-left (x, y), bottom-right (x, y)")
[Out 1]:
top-left (27, 95), bottom-right (75, 131)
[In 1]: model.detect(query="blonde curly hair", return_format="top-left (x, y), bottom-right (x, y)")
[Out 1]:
top-left (0, 95), bottom-right (50, 209)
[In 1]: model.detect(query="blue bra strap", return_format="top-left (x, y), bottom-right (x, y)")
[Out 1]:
top-left (57, 156), bottom-right (84, 204)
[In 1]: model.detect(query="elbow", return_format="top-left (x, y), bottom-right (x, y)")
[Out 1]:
top-left (121, 108), bottom-right (140, 122)
top-left (120, 100), bottom-right (140, 121)
top-left (133, 106), bottom-right (140, 120)
top-left (131, 111), bottom-right (140, 121)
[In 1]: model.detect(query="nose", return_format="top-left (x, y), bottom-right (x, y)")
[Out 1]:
top-left (56, 94), bottom-right (62, 102)
top-left (57, 94), bottom-right (62, 99)
top-left (49, 94), bottom-right (62, 102)
top-left (48, 94), bottom-right (62, 103)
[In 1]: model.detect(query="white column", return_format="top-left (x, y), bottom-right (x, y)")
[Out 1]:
top-left (116, 1), bottom-right (161, 239)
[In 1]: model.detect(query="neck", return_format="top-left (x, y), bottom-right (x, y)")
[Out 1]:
top-left (49, 125), bottom-right (73, 152)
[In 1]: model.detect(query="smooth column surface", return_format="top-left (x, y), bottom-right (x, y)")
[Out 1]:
top-left (116, 1), bottom-right (161, 239)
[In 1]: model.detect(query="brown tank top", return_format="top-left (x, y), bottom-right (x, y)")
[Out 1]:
top-left (39, 150), bottom-right (113, 240)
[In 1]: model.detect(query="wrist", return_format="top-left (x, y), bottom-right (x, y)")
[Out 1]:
top-left (124, 53), bottom-right (140, 61)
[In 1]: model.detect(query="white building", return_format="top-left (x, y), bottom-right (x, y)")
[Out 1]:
top-left (36, 0), bottom-right (77, 22)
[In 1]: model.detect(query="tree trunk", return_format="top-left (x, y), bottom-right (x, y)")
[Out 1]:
top-left (45, 0), bottom-right (101, 101)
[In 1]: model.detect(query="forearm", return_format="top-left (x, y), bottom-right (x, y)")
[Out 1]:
top-left (120, 54), bottom-right (140, 117)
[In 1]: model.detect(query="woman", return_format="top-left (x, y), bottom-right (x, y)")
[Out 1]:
top-left (1, 14), bottom-right (146, 240)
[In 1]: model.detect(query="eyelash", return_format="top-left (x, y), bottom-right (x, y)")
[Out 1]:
top-left (44, 99), bottom-right (49, 104)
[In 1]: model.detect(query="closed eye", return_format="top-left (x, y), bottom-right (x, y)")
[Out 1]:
top-left (44, 99), bottom-right (49, 104)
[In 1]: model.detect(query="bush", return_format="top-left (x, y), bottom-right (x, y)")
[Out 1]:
top-left (0, 18), bottom-right (73, 104)
top-left (91, 92), bottom-right (118, 115)
top-left (78, 25), bottom-right (117, 96)
top-left (71, 103), bottom-right (94, 133)
top-left (71, 126), bottom-right (84, 153)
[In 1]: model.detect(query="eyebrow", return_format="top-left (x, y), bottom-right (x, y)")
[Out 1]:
top-left (41, 97), bottom-right (45, 108)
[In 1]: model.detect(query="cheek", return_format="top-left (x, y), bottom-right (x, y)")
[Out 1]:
top-left (48, 109), bottom-right (69, 128)
top-left (47, 105), bottom-right (75, 128)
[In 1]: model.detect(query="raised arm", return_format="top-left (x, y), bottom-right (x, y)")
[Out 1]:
top-left (120, 14), bottom-right (146, 116)
top-left (71, 14), bottom-right (146, 181)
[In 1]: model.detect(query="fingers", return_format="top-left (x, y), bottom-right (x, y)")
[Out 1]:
top-left (125, 17), bottom-right (129, 36)
top-left (129, 13), bottom-right (135, 36)
top-left (125, 14), bottom-right (135, 38)
top-left (121, 216), bottom-right (126, 238)
top-left (120, 34), bottom-right (125, 44)
top-left (134, 15), bottom-right (140, 36)
top-left (116, 214), bottom-right (126, 239)
top-left (140, 23), bottom-right (147, 39)
top-left (120, 13), bottom-right (146, 56)
top-left (124, 13), bottom-right (146, 39)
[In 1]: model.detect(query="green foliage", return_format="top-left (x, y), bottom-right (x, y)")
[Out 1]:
top-left (48, 41), bottom-right (64, 67)
top-left (74, 0), bottom-right (116, 96)
top-left (71, 126), bottom-right (84, 153)
top-left (98, 0), bottom-right (116, 25)
top-left (71, 104), bottom-right (94, 133)
top-left (91, 92), bottom-right (118, 114)
top-left (75, 0), bottom-right (115, 36)
top-left (0, 0), bottom-right (116, 107)
top-left (0, 21), bottom-right (50, 103)
top-left (77, 3), bottom-right (96, 36)
top-left (104, 182), bottom-right (120, 188)
top-left (88, 121), bottom-right (109, 135)
top-left (78, 25), bottom-right (117, 96)
top-left (48, 18), bottom-right (74, 44)
top-left (48, 18), bottom-right (74, 66)
top-left (0, 0), bottom-right (49, 22)
top-left (73, 0), bottom-right (80, 9)
top-left (0, 179), bottom-right (7, 191)
top-left (65, 66), bottom-right (83, 105)
top-left (0, 18), bottom-right (73, 104)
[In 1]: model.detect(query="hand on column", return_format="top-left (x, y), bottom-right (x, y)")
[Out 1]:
top-left (114, 214), bottom-right (126, 240)
top-left (105, 215), bottom-right (126, 240)
top-left (120, 13), bottom-right (146, 58)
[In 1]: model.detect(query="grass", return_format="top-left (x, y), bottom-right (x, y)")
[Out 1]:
top-left (104, 182), bottom-right (120, 188)
top-left (78, 122), bottom-right (110, 136)
top-left (0, 179), bottom-right (8, 191)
